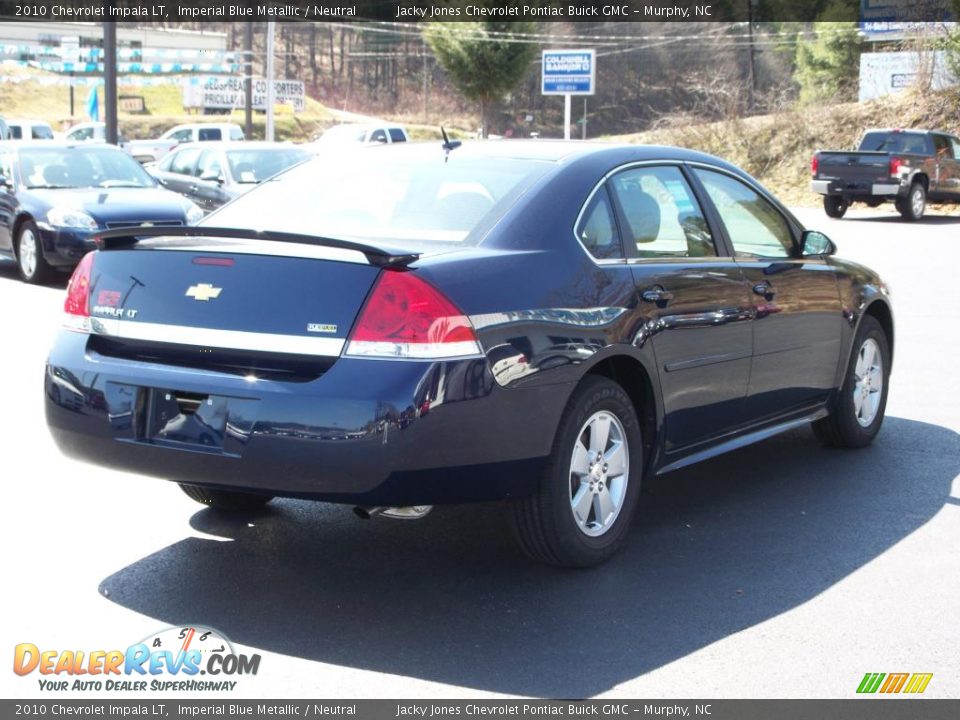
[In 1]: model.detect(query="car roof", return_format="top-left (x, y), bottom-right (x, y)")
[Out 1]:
top-left (340, 138), bottom-right (735, 167)
top-left (7, 119), bottom-right (53, 125)
top-left (169, 141), bottom-right (301, 151)
top-left (169, 122), bottom-right (242, 130)
top-left (0, 140), bottom-right (125, 151)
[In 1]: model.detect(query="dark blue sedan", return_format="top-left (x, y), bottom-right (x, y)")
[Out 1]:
top-left (0, 142), bottom-right (202, 283)
top-left (45, 141), bottom-right (893, 567)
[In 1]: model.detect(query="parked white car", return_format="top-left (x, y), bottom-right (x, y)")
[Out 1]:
top-left (64, 122), bottom-right (246, 164)
top-left (313, 123), bottom-right (409, 146)
top-left (6, 119), bottom-right (55, 140)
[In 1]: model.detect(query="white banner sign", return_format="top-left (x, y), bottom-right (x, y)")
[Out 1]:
top-left (183, 76), bottom-right (305, 112)
top-left (859, 50), bottom-right (957, 101)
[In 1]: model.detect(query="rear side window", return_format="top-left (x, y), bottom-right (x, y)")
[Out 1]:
top-left (932, 135), bottom-right (953, 159)
top-left (369, 128), bottom-right (388, 144)
top-left (9, 126), bottom-right (21, 139)
top-left (860, 131), bottom-right (930, 155)
top-left (169, 148), bottom-right (201, 176)
top-left (32, 125), bottom-right (54, 139)
top-left (608, 165), bottom-right (716, 259)
top-left (576, 187), bottom-right (622, 260)
top-left (229, 126), bottom-right (244, 141)
top-left (167, 128), bottom-right (193, 143)
top-left (389, 128), bottom-right (406, 143)
top-left (198, 127), bottom-right (222, 141)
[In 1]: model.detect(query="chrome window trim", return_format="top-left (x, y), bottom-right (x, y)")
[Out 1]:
top-left (85, 317), bottom-right (346, 357)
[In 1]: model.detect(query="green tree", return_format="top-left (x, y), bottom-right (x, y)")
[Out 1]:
top-left (424, 18), bottom-right (538, 137)
top-left (794, 3), bottom-right (863, 104)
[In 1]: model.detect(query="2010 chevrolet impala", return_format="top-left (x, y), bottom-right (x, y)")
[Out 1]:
top-left (45, 141), bottom-right (893, 567)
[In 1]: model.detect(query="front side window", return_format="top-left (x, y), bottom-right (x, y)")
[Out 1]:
top-left (198, 127), bottom-right (222, 142)
top-left (32, 125), bottom-right (54, 140)
top-left (933, 135), bottom-right (954, 159)
top-left (229, 126), bottom-right (244, 141)
top-left (389, 128), bottom-right (407, 143)
top-left (608, 165), bottom-right (716, 258)
top-left (369, 128), bottom-right (388, 144)
top-left (575, 187), bottom-right (622, 260)
top-left (69, 126), bottom-right (94, 141)
top-left (167, 128), bottom-right (193, 143)
top-left (951, 137), bottom-right (960, 159)
top-left (197, 150), bottom-right (223, 181)
top-left (694, 169), bottom-right (793, 259)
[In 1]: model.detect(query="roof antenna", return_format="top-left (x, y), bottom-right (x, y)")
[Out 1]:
top-left (441, 126), bottom-right (461, 161)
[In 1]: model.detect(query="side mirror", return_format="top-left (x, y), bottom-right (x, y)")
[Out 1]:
top-left (800, 229), bottom-right (836, 256)
top-left (200, 171), bottom-right (224, 185)
top-left (0, 174), bottom-right (11, 190)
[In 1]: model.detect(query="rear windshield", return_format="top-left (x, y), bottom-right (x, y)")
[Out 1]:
top-left (860, 132), bottom-right (931, 155)
top-left (226, 148), bottom-right (310, 184)
top-left (206, 147), bottom-right (553, 245)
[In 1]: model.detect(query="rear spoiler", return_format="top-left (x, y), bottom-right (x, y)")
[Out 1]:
top-left (91, 226), bottom-right (420, 268)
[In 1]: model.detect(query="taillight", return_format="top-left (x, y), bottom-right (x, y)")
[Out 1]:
top-left (811, 154), bottom-right (819, 176)
top-left (890, 157), bottom-right (904, 177)
top-left (345, 269), bottom-right (481, 359)
top-left (63, 252), bottom-right (94, 333)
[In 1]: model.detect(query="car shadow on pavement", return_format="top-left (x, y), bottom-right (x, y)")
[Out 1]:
top-left (100, 416), bottom-right (958, 697)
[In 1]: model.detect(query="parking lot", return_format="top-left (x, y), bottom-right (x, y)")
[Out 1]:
top-left (2, 204), bottom-right (958, 699)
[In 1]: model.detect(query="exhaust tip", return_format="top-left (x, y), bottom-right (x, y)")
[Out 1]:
top-left (353, 506), bottom-right (384, 520)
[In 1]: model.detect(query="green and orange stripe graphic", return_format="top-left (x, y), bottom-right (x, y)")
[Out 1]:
top-left (857, 672), bottom-right (933, 694)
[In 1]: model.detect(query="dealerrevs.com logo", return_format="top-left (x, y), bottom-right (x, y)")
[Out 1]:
top-left (13, 626), bottom-right (261, 693)
top-left (856, 672), bottom-right (933, 694)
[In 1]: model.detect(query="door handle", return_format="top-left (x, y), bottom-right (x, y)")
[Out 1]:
top-left (189, 184), bottom-right (199, 193)
top-left (641, 287), bottom-right (674, 304)
top-left (752, 282), bottom-right (776, 301)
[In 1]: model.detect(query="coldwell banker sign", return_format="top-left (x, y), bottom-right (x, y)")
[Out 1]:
top-left (542, 49), bottom-right (596, 96)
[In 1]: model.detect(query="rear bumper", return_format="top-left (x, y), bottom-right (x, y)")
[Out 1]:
top-left (810, 179), bottom-right (904, 198)
top-left (45, 331), bottom-right (569, 505)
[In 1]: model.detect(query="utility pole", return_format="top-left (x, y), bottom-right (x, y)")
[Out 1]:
top-left (244, 23), bottom-right (253, 138)
top-left (103, 21), bottom-right (118, 145)
top-left (747, 0), bottom-right (757, 113)
top-left (265, 21), bottom-right (275, 142)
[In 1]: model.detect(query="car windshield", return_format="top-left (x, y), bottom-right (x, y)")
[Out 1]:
top-left (205, 147), bottom-right (554, 245)
top-left (19, 146), bottom-right (156, 189)
top-left (226, 148), bottom-right (311, 184)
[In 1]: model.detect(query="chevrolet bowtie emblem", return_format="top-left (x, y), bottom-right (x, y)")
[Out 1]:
top-left (185, 283), bottom-right (223, 301)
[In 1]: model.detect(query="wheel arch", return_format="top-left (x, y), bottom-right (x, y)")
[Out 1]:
top-left (863, 298), bottom-right (894, 370)
top-left (584, 353), bottom-right (660, 475)
top-left (11, 212), bottom-right (35, 258)
top-left (911, 172), bottom-right (929, 192)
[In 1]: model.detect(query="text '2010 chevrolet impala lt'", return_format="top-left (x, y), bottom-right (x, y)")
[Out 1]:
top-left (45, 141), bottom-right (893, 567)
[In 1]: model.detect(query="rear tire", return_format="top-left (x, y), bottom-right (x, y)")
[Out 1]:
top-left (16, 220), bottom-right (52, 284)
top-left (511, 376), bottom-right (643, 568)
top-left (823, 196), bottom-right (848, 219)
top-left (812, 315), bottom-right (889, 448)
top-left (897, 182), bottom-right (925, 221)
top-left (178, 483), bottom-right (273, 511)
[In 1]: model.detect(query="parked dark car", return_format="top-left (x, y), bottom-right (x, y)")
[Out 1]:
top-left (0, 142), bottom-right (203, 283)
top-left (811, 128), bottom-right (960, 220)
top-left (149, 142), bottom-right (311, 213)
top-left (46, 142), bottom-right (893, 567)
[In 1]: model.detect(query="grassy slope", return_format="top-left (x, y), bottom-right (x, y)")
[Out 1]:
top-left (607, 87), bottom-right (960, 207)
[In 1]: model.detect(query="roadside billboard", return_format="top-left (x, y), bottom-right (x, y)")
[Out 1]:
top-left (183, 76), bottom-right (305, 112)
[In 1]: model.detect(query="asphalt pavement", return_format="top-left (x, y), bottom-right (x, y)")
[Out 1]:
top-left (2, 204), bottom-right (958, 699)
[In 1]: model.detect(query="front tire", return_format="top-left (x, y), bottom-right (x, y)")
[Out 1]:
top-left (823, 196), bottom-right (848, 219)
top-left (16, 220), bottom-right (52, 284)
top-left (812, 315), bottom-right (890, 448)
top-left (511, 376), bottom-right (643, 568)
top-left (897, 182), bottom-right (925, 221)
top-left (179, 483), bottom-right (273, 511)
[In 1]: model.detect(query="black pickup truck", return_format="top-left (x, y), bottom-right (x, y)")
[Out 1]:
top-left (811, 128), bottom-right (960, 220)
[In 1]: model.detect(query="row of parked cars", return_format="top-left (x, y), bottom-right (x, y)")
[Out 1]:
top-left (0, 118), bottom-right (410, 283)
